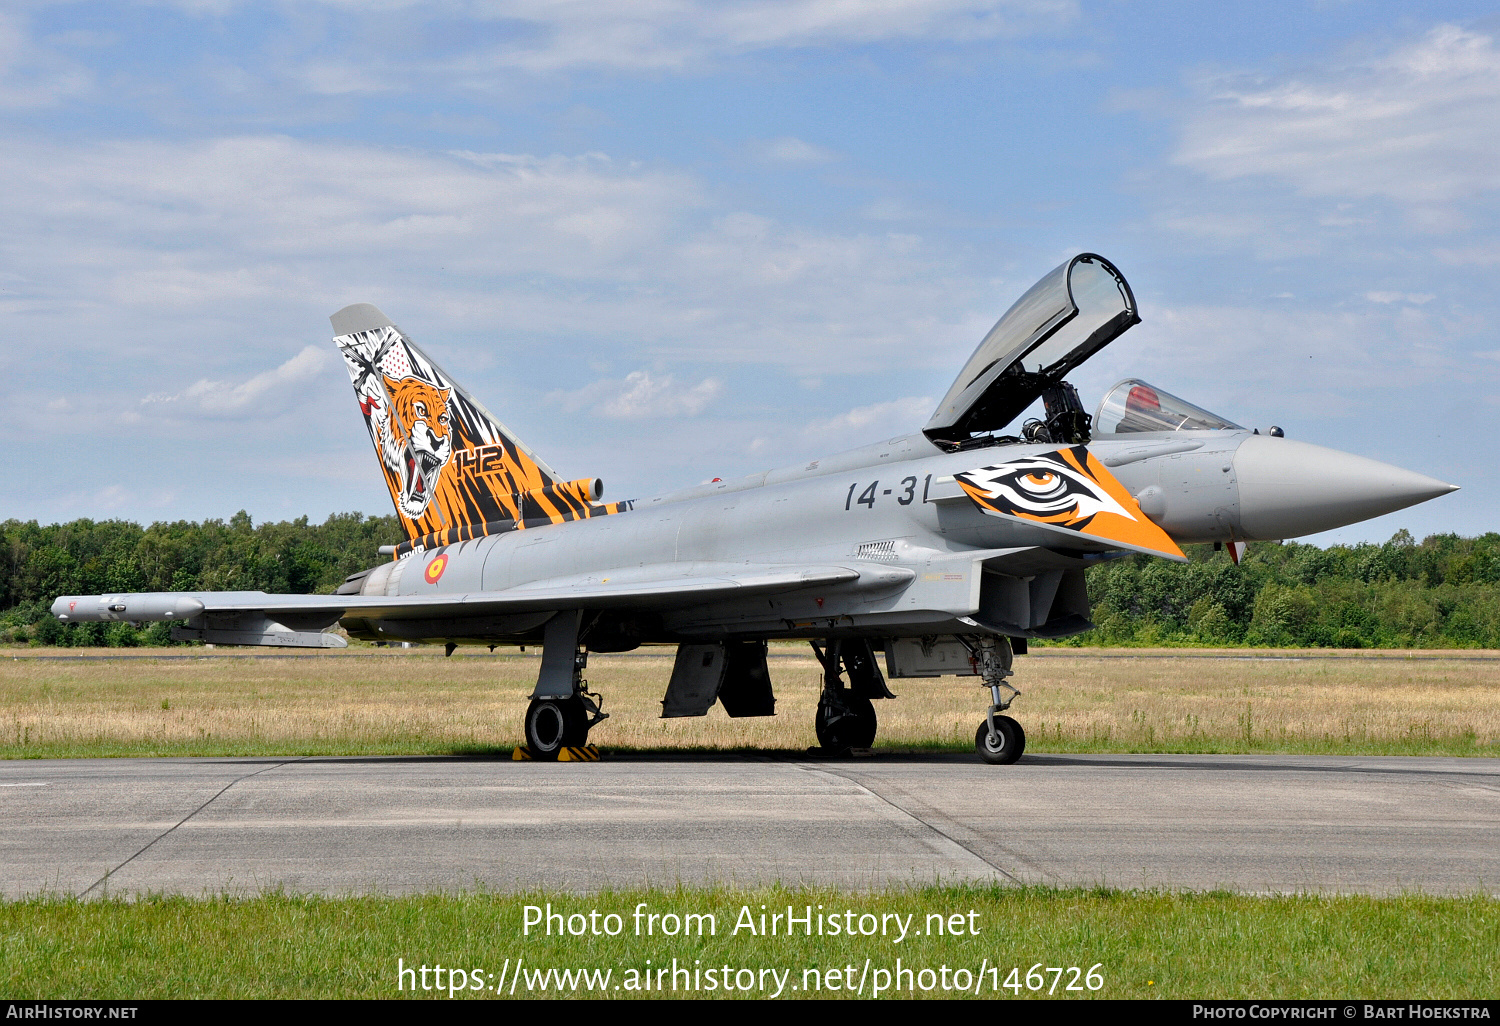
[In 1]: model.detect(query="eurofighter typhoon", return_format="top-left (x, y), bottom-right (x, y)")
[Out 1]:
top-left (53, 254), bottom-right (1458, 762)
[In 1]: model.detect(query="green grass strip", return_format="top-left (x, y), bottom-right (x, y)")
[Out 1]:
top-left (3, 887), bottom-right (1495, 999)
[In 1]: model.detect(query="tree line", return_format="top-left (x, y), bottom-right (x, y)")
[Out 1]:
top-left (3, 514), bottom-right (1498, 649)
top-left (1073, 529), bottom-right (1500, 648)
top-left (2, 512), bottom-right (398, 647)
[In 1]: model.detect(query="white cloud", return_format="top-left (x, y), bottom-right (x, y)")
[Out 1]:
top-left (552, 371), bottom-right (723, 419)
top-left (802, 396), bottom-right (934, 446)
top-left (0, 130), bottom-right (984, 457)
top-left (690, 395), bottom-right (934, 472)
top-left (299, 62), bottom-right (395, 97)
top-left (144, 345), bottom-right (333, 415)
top-left (1175, 25), bottom-right (1500, 218)
top-left (437, 0), bottom-right (1079, 74)
top-left (0, 132), bottom-right (972, 376)
top-left (0, 135), bottom-right (700, 317)
top-left (1365, 291), bottom-right (1434, 305)
top-left (0, 127), bottom-right (995, 521)
top-left (1072, 301), bottom-right (1473, 433)
top-left (710, 0), bottom-right (1072, 47)
top-left (755, 136), bottom-right (838, 164)
top-left (1130, 304), bottom-right (1427, 383)
top-left (95, 485), bottom-right (131, 511)
top-left (861, 198), bottom-right (920, 221)
top-left (0, 12), bottom-right (91, 108)
top-left (185, 345), bottom-right (332, 411)
top-left (1434, 243), bottom-right (1500, 267)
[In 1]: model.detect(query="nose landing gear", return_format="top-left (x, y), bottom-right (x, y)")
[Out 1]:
top-left (960, 635), bottom-right (1026, 765)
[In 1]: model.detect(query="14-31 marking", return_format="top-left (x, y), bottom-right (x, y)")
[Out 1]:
top-left (845, 475), bottom-right (932, 510)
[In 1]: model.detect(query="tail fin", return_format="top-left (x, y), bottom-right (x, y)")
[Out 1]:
top-left (331, 304), bottom-right (623, 548)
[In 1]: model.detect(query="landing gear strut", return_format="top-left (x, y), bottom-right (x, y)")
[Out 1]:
top-left (959, 635), bottom-right (1025, 765)
top-left (810, 640), bottom-right (887, 753)
top-left (526, 612), bottom-right (608, 760)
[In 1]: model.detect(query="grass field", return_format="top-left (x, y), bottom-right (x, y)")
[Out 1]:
top-left (2, 646), bottom-right (1497, 759)
top-left (5, 653), bottom-right (1496, 1001)
top-left (3, 886), bottom-right (1496, 999)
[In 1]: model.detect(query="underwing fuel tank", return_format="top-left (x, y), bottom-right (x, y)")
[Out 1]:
top-left (50, 593), bottom-right (206, 622)
top-left (1231, 434), bottom-right (1458, 540)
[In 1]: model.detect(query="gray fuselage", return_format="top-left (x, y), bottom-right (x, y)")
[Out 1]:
top-left (342, 426), bottom-right (1426, 646)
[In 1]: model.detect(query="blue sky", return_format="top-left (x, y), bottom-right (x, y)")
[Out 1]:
top-left (7, 1), bottom-right (1499, 544)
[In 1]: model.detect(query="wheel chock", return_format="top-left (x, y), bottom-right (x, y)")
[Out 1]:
top-left (512, 745), bottom-right (600, 761)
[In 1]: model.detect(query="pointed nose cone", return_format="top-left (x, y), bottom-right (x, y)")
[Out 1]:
top-left (1234, 435), bottom-right (1458, 540)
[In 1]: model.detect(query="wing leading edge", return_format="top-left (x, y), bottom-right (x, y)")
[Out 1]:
top-left (51, 561), bottom-right (912, 626)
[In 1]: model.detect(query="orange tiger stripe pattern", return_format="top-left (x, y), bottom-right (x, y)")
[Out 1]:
top-left (956, 445), bottom-right (1185, 560)
top-left (335, 319), bottom-right (632, 552)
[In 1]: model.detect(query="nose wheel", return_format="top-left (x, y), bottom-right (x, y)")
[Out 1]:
top-left (959, 635), bottom-right (1026, 765)
top-left (976, 715), bottom-right (1025, 764)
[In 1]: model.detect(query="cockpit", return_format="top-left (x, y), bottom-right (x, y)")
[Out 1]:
top-left (924, 253), bottom-right (1248, 451)
top-left (1093, 379), bottom-right (1242, 434)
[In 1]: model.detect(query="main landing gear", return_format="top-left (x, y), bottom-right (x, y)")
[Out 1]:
top-left (524, 689), bottom-right (606, 758)
top-left (810, 639), bottom-right (893, 754)
top-left (960, 635), bottom-right (1025, 765)
top-left (525, 612), bottom-right (608, 760)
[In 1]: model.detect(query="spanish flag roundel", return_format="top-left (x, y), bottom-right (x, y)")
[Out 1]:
top-left (423, 553), bottom-right (449, 584)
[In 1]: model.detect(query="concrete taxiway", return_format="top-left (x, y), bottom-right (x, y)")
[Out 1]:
top-left (2, 752), bottom-right (1497, 896)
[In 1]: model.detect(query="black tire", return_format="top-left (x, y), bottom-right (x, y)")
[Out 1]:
top-left (816, 693), bottom-right (877, 752)
top-left (525, 697), bottom-right (589, 760)
top-left (975, 716), bottom-right (1025, 765)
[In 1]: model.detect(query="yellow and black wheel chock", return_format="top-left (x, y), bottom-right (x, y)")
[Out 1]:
top-left (512, 745), bottom-right (600, 762)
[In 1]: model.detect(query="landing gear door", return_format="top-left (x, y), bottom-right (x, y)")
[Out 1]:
top-left (924, 253), bottom-right (1139, 444)
top-left (661, 644), bottom-right (726, 718)
top-left (886, 637), bottom-right (979, 678)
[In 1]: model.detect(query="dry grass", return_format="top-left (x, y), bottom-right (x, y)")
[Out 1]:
top-left (2, 646), bottom-right (1498, 758)
top-left (1015, 650), bottom-right (1500, 755)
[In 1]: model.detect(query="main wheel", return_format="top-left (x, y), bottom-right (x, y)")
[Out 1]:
top-left (525, 697), bottom-right (589, 760)
top-left (816, 693), bottom-right (877, 751)
top-left (975, 716), bottom-right (1025, 765)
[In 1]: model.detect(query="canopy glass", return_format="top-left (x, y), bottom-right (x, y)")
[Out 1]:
top-left (924, 253), bottom-right (1138, 442)
top-left (1094, 379), bottom-right (1243, 434)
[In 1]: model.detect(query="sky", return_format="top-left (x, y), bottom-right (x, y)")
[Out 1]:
top-left (6, 0), bottom-right (1500, 545)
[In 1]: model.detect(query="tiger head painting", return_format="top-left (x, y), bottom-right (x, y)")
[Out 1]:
top-left (375, 373), bottom-right (453, 519)
top-left (955, 446), bottom-right (1185, 560)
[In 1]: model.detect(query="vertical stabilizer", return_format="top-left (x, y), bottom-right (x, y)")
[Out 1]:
top-left (332, 305), bottom-right (621, 547)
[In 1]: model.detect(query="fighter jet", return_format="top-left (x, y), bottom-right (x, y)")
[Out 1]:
top-left (52, 254), bottom-right (1458, 763)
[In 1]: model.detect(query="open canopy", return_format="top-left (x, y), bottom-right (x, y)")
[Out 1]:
top-left (924, 253), bottom-right (1139, 443)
